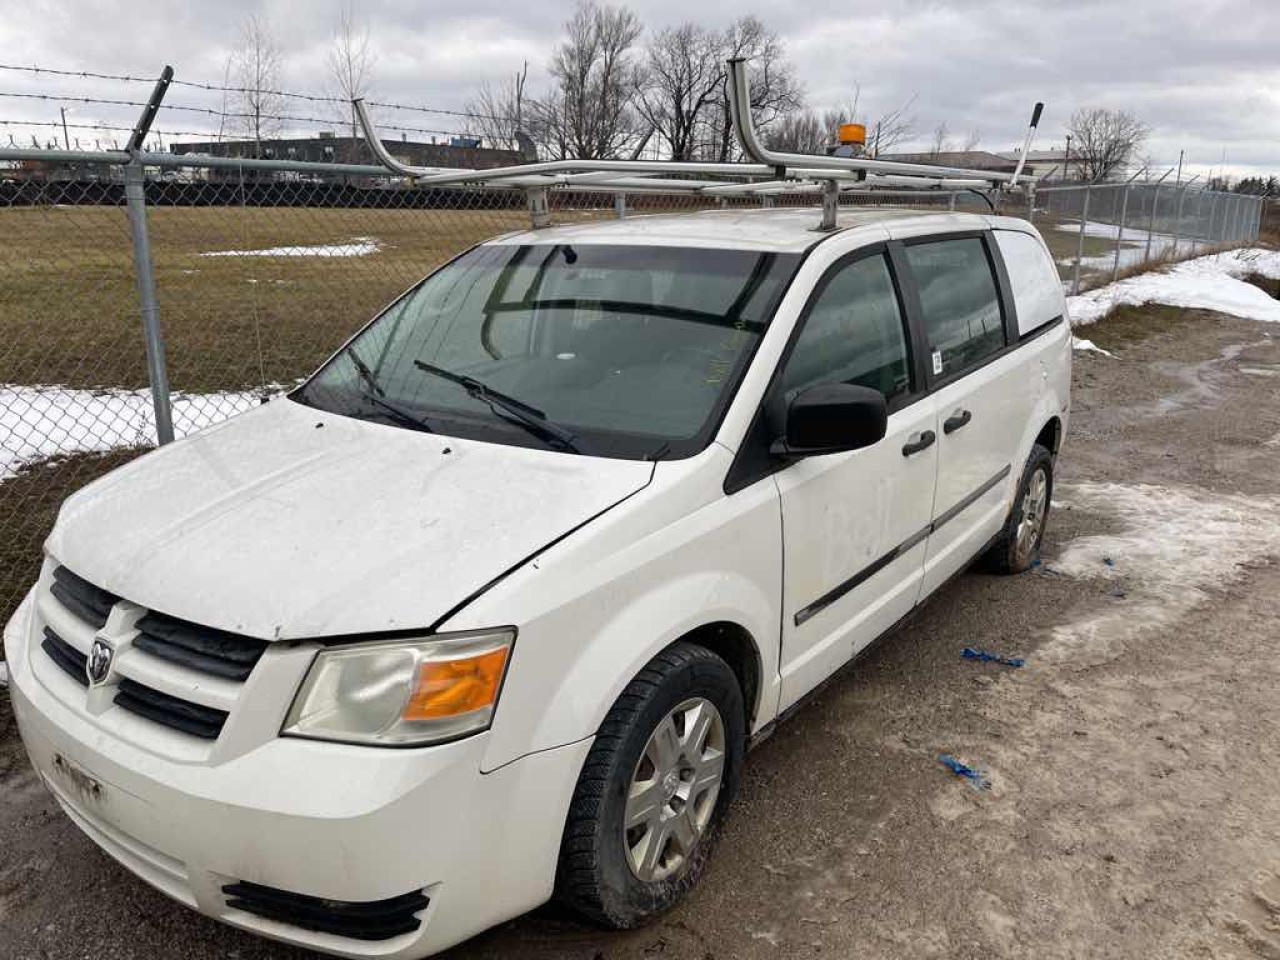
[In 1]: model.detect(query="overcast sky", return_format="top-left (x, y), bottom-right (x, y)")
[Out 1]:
top-left (2, 0), bottom-right (1276, 178)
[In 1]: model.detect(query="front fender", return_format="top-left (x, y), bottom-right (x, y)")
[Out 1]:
top-left (440, 449), bottom-right (784, 774)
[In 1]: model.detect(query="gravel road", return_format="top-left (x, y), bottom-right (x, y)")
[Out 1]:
top-left (3, 304), bottom-right (1280, 960)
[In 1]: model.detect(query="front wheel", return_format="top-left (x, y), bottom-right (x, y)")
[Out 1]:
top-left (555, 642), bottom-right (745, 928)
top-left (985, 442), bottom-right (1054, 574)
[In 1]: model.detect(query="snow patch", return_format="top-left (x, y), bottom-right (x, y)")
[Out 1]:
top-left (202, 236), bottom-right (380, 258)
top-left (1072, 337), bottom-right (1114, 357)
top-left (0, 660), bottom-right (7, 687)
top-left (1054, 220), bottom-right (1189, 272)
top-left (1, 384), bottom-right (261, 480)
top-left (1055, 221), bottom-right (1167, 243)
top-left (1067, 248), bottom-right (1280, 327)
top-left (1040, 482), bottom-right (1280, 668)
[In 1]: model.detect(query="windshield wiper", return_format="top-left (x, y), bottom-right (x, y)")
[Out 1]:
top-left (412, 359), bottom-right (579, 452)
top-left (346, 347), bottom-right (435, 433)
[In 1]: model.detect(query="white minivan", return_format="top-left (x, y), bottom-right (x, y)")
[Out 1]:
top-left (5, 206), bottom-right (1069, 957)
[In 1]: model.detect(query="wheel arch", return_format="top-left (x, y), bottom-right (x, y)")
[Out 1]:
top-left (1035, 415), bottom-right (1063, 455)
top-left (667, 620), bottom-right (763, 731)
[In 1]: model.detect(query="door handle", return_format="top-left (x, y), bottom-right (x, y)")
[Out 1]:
top-left (943, 409), bottom-right (972, 434)
top-left (902, 430), bottom-right (936, 457)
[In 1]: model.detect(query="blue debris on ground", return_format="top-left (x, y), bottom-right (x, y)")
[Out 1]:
top-left (1103, 556), bottom-right (1116, 567)
top-left (962, 647), bottom-right (1026, 668)
top-left (938, 754), bottom-right (991, 791)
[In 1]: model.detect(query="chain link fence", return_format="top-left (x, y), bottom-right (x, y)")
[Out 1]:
top-left (0, 149), bottom-right (1265, 630)
top-left (1028, 179), bottom-right (1265, 293)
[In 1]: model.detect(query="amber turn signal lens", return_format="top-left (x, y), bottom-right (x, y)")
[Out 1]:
top-left (402, 646), bottom-right (509, 720)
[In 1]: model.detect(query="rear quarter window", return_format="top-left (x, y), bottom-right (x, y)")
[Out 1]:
top-left (994, 230), bottom-right (1066, 336)
top-left (903, 237), bottom-right (1005, 378)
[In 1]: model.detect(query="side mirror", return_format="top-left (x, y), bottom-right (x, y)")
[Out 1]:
top-left (772, 382), bottom-right (888, 457)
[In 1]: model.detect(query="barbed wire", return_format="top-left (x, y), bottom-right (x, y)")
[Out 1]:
top-left (0, 62), bottom-right (512, 122)
top-left (0, 63), bottom-right (153, 84)
top-left (0, 90), bottom-right (498, 142)
top-left (0, 118), bottom-right (224, 140)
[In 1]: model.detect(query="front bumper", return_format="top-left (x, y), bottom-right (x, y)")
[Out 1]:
top-left (5, 590), bottom-right (591, 958)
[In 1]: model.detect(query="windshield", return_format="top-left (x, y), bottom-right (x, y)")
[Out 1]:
top-left (295, 243), bottom-right (801, 459)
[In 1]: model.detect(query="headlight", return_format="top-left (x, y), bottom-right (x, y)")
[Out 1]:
top-left (282, 628), bottom-right (514, 746)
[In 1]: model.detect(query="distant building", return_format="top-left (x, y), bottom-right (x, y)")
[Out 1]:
top-left (995, 148), bottom-right (1081, 181)
top-left (170, 134), bottom-right (519, 179)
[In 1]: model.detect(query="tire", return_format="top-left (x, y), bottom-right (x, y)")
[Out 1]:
top-left (555, 642), bottom-right (745, 929)
top-left (984, 442), bottom-right (1054, 574)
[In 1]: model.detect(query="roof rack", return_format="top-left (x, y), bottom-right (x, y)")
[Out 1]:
top-left (353, 59), bottom-right (1043, 230)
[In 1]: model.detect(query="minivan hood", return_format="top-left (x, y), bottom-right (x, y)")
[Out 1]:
top-left (47, 398), bottom-right (653, 640)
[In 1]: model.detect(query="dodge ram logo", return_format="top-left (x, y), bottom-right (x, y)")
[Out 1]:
top-left (86, 637), bottom-right (115, 687)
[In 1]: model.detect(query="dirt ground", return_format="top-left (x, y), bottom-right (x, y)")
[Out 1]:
top-left (3, 303), bottom-right (1280, 959)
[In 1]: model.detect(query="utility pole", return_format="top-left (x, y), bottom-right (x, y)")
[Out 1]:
top-left (60, 107), bottom-right (70, 150)
top-left (1064, 134), bottom-right (1072, 181)
top-left (1175, 148), bottom-right (1184, 187)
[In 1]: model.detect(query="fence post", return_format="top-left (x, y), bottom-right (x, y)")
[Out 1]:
top-left (1144, 183), bottom-right (1159, 259)
top-left (1206, 193), bottom-right (1218, 245)
top-left (1112, 181), bottom-right (1132, 283)
top-left (123, 66), bottom-right (175, 446)
top-left (123, 161), bottom-right (174, 446)
top-left (614, 192), bottom-right (626, 219)
top-left (1072, 183), bottom-right (1091, 295)
top-left (948, 192), bottom-right (956, 211)
top-left (1172, 186), bottom-right (1187, 254)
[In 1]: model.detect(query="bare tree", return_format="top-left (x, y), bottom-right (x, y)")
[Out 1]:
top-left (763, 110), bottom-right (826, 154)
top-left (634, 24), bottom-right (723, 161)
top-left (961, 129), bottom-right (981, 152)
top-left (215, 53), bottom-right (233, 142)
top-left (464, 63), bottom-right (528, 151)
top-left (327, 3), bottom-right (374, 157)
top-left (769, 100), bottom-right (854, 153)
top-left (231, 15), bottom-right (284, 155)
top-left (1066, 107), bottom-right (1150, 181)
top-left (928, 121), bottom-right (951, 157)
top-left (767, 87), bottom-right (918, 160)
top-left (867, 95), bottom-right (916, 156)
top-left (532, 1), bottom-right (642, 160)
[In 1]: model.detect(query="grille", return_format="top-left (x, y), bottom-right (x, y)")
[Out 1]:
top-left (133, 612), bottom-right (268, 682)
top-left (113, 678), bottom-right (229, 740)
top-left (50, 565), bottom-right (119, 629)
top-left (40, 627), bottom-right (88, 686)
top-left (222, 881), bottom-right (430, 941)
top-left (41, 565), bottom-right (271, 743)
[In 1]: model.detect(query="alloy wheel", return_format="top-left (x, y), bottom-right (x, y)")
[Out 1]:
top-left (623, 697), bottom-right (726, 883)
top-left (1015, 466), bottom-right (1049, 562)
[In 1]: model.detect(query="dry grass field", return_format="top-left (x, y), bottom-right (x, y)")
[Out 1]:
top-left (0, 204), bottom-right (549, 393)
